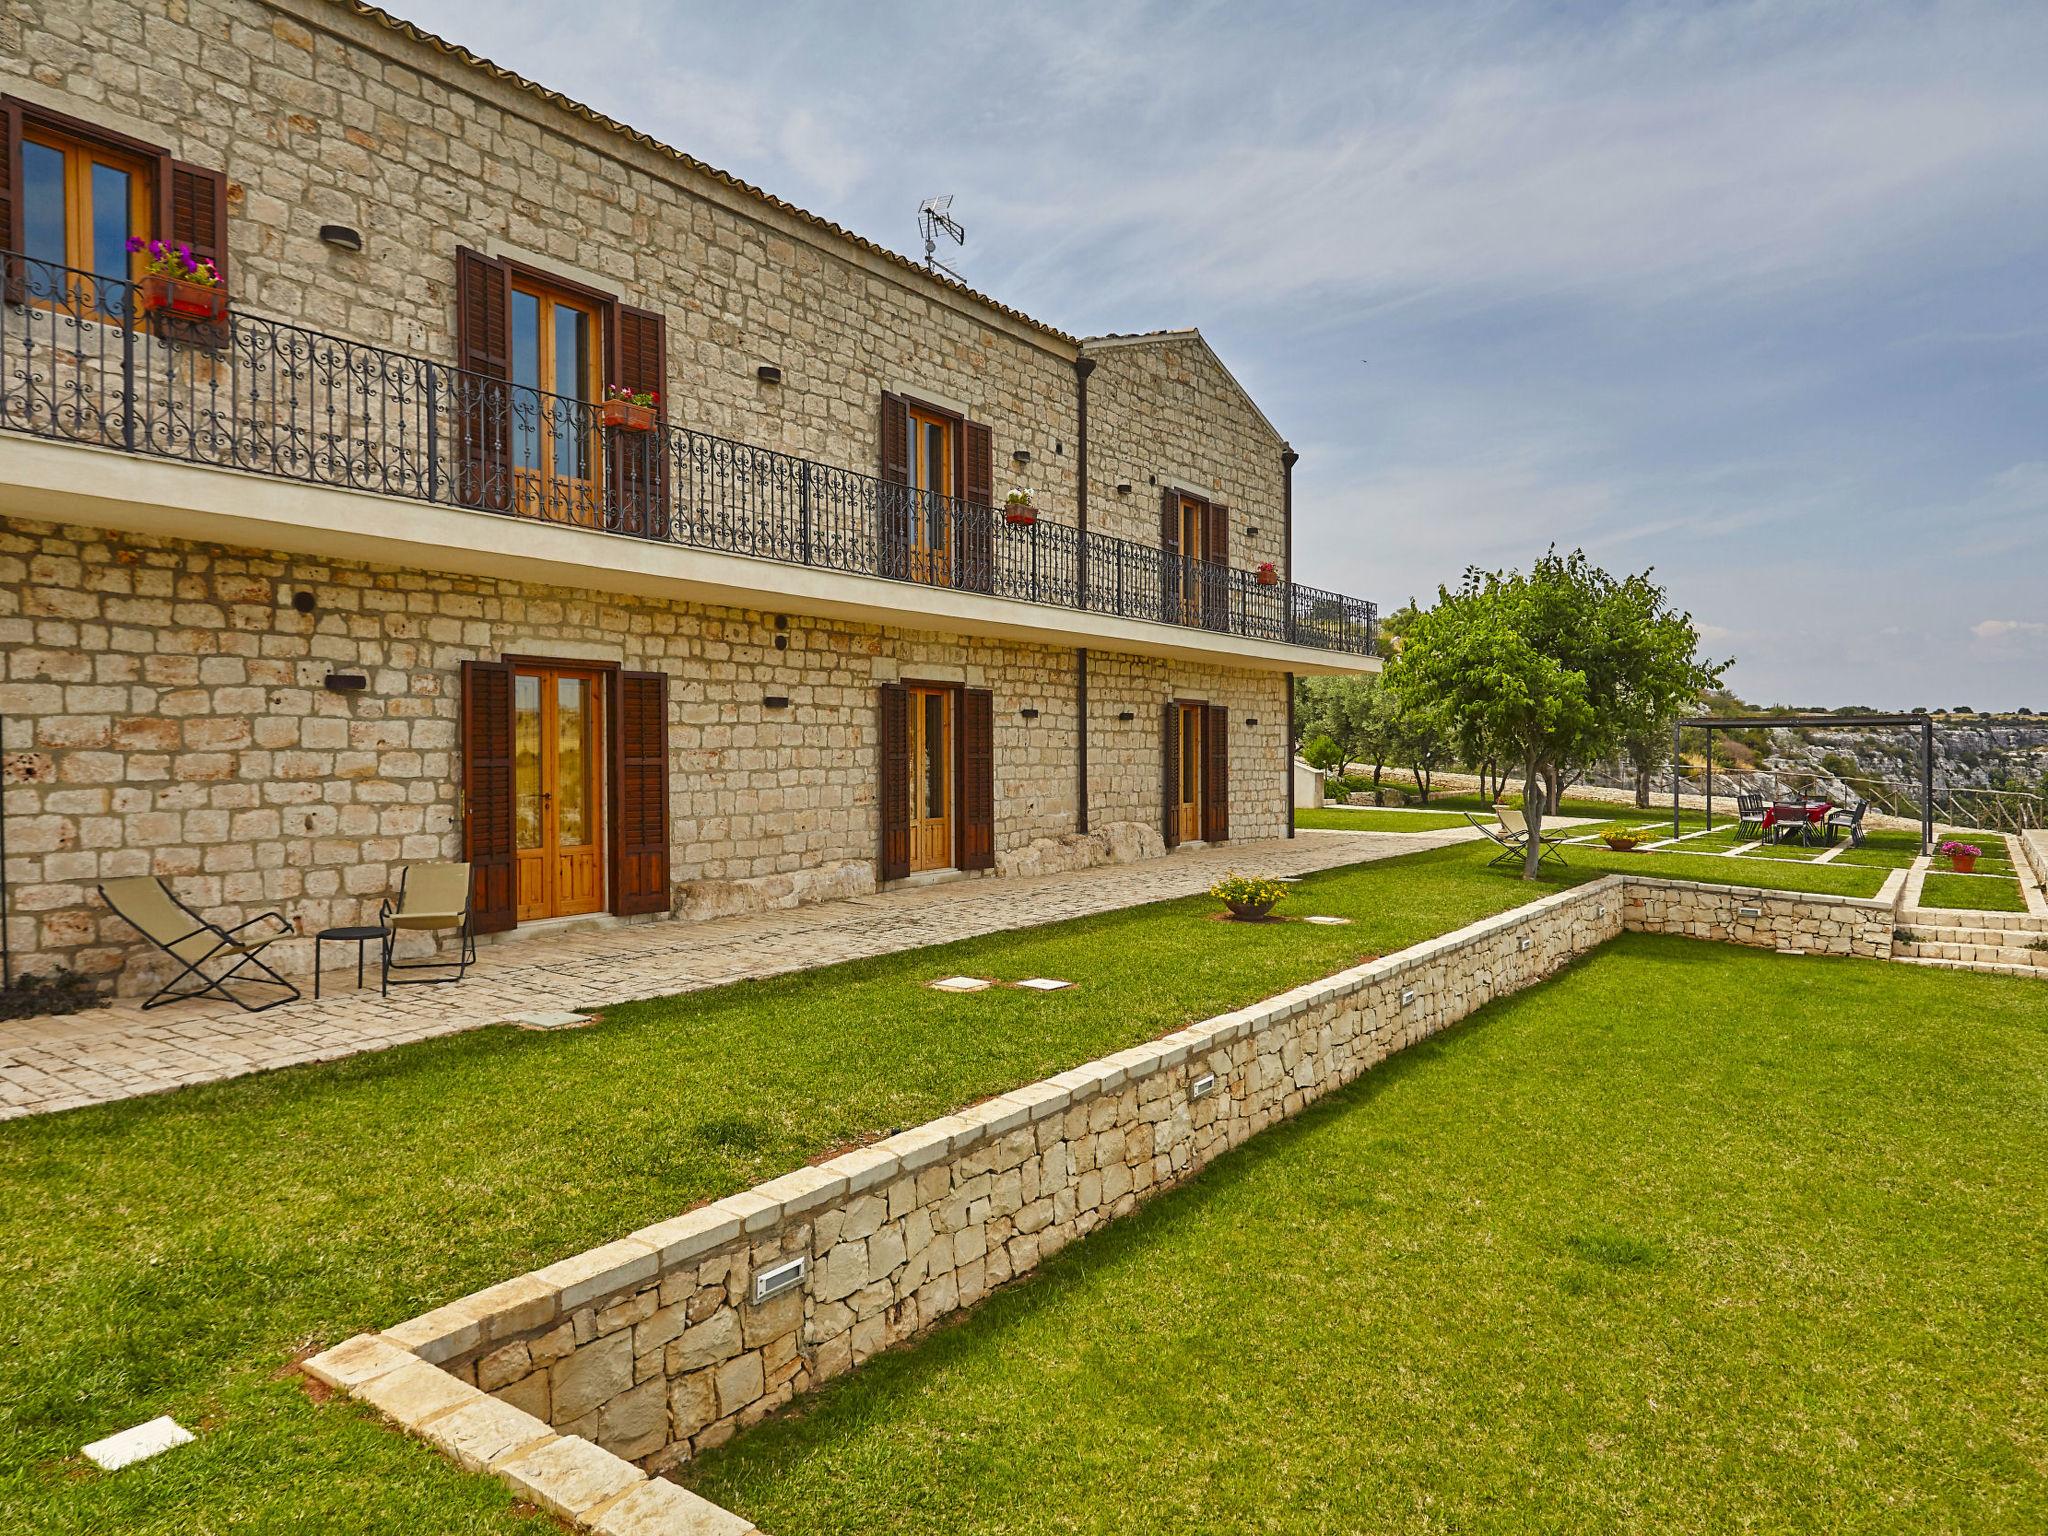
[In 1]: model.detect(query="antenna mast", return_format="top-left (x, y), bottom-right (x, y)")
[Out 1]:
top-left (918, 195), bottom-right (965, 280)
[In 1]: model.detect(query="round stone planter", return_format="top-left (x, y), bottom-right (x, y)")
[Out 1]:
top-left (1225, 898), bottom-right (1278, 921)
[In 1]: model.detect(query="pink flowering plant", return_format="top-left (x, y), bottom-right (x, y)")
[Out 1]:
top-left (1938, 840), bottom-right (1980, 859)
top-left (126, 237), bottom-right (221, 286)
top-left (604, 384), bottom-right (659, 408)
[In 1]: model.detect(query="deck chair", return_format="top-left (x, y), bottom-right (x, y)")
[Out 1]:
top-left (380, 861), bottom-right (476, 994)
top-left (99, 877), bottom-right (300, 1012)
top-left (1496, 806), bottom-right (1569, 867)
top-left (1466, 812), bottom-right (1526, 869)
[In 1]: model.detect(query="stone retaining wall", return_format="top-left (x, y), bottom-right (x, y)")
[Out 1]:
top-left (2022, 831), bottom-right (2048, 892)
top-left (302, 874), bottom-right (1903, 1532)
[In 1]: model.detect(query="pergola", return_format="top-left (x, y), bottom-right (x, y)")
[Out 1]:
top-left (1672, 713), bottom-right (1935, 856)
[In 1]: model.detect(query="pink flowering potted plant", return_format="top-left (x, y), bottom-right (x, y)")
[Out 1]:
top-left (600, 384), bottom-right (659, 432)
top-left (128, 237), bottom-right (228, 321)
top-left (1256, 560), bottom-right (1281, 586)
top-left (1939, 839), bottom-right (1980, 874)
top-left (1003, 489), bottom-right (1037, 526)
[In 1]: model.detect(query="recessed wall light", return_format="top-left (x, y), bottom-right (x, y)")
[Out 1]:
top-left (757, 364), bottom-right (782, 384)
top-left (290, 590), bottom-right (317, 614)
top-left (763, 695), bottom-right (791, 709)
top-left (753, 1255), bottom-right (806, 1303)
top-left (1115, 480), bottom-right (1132, 495)
top-left (1012, 449), bottom-right (1031, 466)
top-left (1190, 1073), bottom-right (1218, 1100)
top-left (318, 224), bottom-right (363, 252)
top-left (323, 672), bottom-right (367, 692)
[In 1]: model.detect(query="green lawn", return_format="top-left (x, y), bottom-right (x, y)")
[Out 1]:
top-left (1293, 807), bottom-right (1478, 833)
top-left (1919, 870), bottom-right (2029, 913)
top-left (686, 936), bottom-right (2048, 1535)
top-left (0, 840), bottom-right (1895, 1531)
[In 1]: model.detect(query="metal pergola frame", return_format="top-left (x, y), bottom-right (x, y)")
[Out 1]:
top-left (1672, 714), bottom-right (1935, 856)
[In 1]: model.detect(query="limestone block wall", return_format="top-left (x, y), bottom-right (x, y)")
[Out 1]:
top-left (0, 517), bottom-right (1289, 991)
top-left (2022, 831), bottom-right (2048, 893)
top-left (1622, 878), bottom-right (1897, 958)
top-left (315, 881), bottom-right (1623, 1498)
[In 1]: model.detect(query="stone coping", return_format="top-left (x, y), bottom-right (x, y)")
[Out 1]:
top-left (301, 873), bottom-right (1900, 1533)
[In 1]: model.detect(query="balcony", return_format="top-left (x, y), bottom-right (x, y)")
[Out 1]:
top-left (0, 254), bottom-right (1376, 659)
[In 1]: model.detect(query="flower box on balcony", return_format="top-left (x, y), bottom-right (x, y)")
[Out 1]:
top-left (600, 399), bottom-right (657, 432)
top-left (1256, 562), bottom-right (1281, 586)
top-left (138, 273), bottom-right (229, 322)
top-left (1003, 506), bottom-right (1038, 527)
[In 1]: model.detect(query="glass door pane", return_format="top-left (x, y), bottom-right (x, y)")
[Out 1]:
top-left (552, 304), bottom-right (589, 479)
top-left (22, 142), bottom-right (66, 270)
top-left (514, 675), bottom-right (543, 849)
top-left (89, 161), bottom-right (134, 282)
top-left (511, 289), bottom-right (543, 473)
top-left (555, 676), bottom-right (590, 847)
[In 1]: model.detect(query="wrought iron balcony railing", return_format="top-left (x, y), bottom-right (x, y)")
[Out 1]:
top-left (0, 253), bottom-right (1376, 655)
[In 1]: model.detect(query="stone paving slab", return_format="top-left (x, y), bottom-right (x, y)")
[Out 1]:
top-left (0, 829), bottom-right (1467, 1122)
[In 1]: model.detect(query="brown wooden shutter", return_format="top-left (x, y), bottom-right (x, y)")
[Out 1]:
top-left (959, 687), bottom-right (994, 870)
top-left (610, 668), bottom-right (671, 915)
top-left (0, 101), bottom-right (19, 303)
top-left (1203, 502), bottom-right (1230, 632)
top-left (878, 683), bottom-right (911, 881)
top-left (454, 246), bottom-right (513, 512)
top-left (957, 418), bottom-right (994, 594)
top-left (167, 160), bottom-right (228, 286)
top-left (1204, 703), bottom-right (1230, 843)
top-left (609, 304), bottom-right (669, 541)
top-left (1160, 487), bottom-right (1181, 623)
top-left (1161, 700), bottom-right (1180, 848)
top-left (460, 659), bottom-right (517, 934)
top-left (878, 393), bottom-right (911, 580)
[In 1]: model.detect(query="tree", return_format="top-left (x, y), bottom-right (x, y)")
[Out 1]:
top-left (1301, 733), bottom-right (1343, 772)
top-left (1387, 551), bottom-right (1725, 877)
top-left (1294, 675), bottom-right (1403, 803)
top-left (1391, 690), bottom-right (1451, 805)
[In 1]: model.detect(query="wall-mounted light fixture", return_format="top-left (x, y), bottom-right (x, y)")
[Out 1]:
top-left (318, 224), bottom-right (363, 252)
top-left (1019, 707), bottom-right (1040, 720)
top-left (756, 364), bottom-right (782, 385)
top-left (1401, 988), bottom-right (1416, 1006)
top-left (763, 695), bottom-right (791, 710)
top-left (753, 1255), bottom-right (806, 1303)
top-left (1012, 449), bottom-right (1031, 467)
top-left (774, 635), bottom-right (789, 651)
top-left (1190, 1073), bottom-right (1218, 1100)
top-left (323, 672), bottom-right (367, 692)
top-left (1518, 935), bottom-right (1533, 952)
top-left (1117, 710), bottom-right (1136, 722)
top-left (1245, 524), bottom-right (1261, 538)
top-left (1115, 480), bottom-right (1132, 496)
top-left (1244, 717), bottom-right (1259, 727)
top-left (1738, 905), bottom-right (1762, 918)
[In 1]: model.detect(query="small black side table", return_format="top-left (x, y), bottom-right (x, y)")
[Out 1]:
top-left (315, 925), bottom-right (385, 998)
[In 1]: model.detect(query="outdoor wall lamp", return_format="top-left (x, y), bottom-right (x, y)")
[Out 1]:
top-left (1245, 524), bottom-right (1261, 537)
top-left (1115, 480), bottom-right (1132, 495)
top-left (756, 364), bottom-right (782, 384)
top-left (324, 673), bottom-right (367, 692)
top-left (1245, 717), bottom-right (1259, 726)
top-left (1117, 710), bottom-right (1135, 722)
top-left (1019, 707), bottom-right (1040, 719)
top-left (763, 695), bottom-right (791, 710)
top-left (318, 224), bottom-right (363, 252)
top-left (1012, 449), bottom-right (1031, 467)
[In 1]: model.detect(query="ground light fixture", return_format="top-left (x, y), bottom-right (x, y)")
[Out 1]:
top-left (1190, 1073), bottom-right (1218, 1100)
top-left (753, 1255), bottom-right (806, 1303)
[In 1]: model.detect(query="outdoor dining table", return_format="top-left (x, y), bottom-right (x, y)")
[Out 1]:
top-left (1761, 799), bottom-right (1832, 842)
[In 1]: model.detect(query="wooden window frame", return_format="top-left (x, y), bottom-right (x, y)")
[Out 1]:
top-left (505, 266), bottom-right (607, 524)
top-left (900, 676), bottom-right (967, 872)
top-left (20, 121), bottom-right (153, 281)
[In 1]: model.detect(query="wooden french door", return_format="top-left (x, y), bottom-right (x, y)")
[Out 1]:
top-left (513, 666), bottom-right (606, 920)
top-left (1177, 702), bottom-right (1206, 843)
top-left (905, 404), bottom-right (955, 587)
top-left (906, 685), bottom-right (955, 872)
top-left (1178, 497), bottom-right (1208, 625)
top-left (510, 277), bottom-right (601, 527)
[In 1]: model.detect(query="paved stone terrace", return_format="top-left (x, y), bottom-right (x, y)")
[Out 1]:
top-left (0, 828), bottom-right (1466, 1122)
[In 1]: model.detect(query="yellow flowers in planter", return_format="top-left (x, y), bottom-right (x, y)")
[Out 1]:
top-left (1211, 872), bottom-right (1289, 920)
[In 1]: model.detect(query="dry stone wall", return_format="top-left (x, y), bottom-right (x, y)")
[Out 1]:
top-left (0, 516), bottom-right (1286, 991)
top-left (1622, 878), bottom-right (1898, 958)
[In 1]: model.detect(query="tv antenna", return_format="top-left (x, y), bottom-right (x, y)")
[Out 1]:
top-left (918, 194), bottom-right (965, 280)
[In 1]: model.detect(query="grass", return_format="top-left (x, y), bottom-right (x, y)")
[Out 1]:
top-left (684, 936), bottom-right (2048, 1535)
top-left (0, 838), bottom-right (1902, 1530)
top-left (1292, 807), bottom-right (1477, 833)
top-left (1919, 870), bottom-right (2029, 913)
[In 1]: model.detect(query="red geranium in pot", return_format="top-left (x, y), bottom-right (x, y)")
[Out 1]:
top-left (1256, 561), bottom-right (1280, 586)
top-left (600, 385), bottom-right (659, 432)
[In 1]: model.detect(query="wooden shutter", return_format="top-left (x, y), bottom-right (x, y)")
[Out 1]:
top-left (1159, 487), bottom-right (1181, 624)
top-left (957, 418), bottom-right (994, 594)
top-left (1204, 704), bottom-right (1230, 843)
top-left (609, 304), bottom-right (669, 541)
top-left (610, 669), bottom-right (671, 915)
top-left (959, 687), bottom-right (994, 870)
top-left (454, 246), bottom-right (513, 512)
top-left (167, 160), bottom-right (228, 285)
top-left (1203, 503), bottom-right (1230, 631)
top-left (0, 101), bottom-right (20, 303)
top-left (878, 393), bottom-right (911, 581)
top-left (460, 659), bottom-right (517, 934)
top-left (878, 683), bottom-right (911, 881)
top-left (1161, 700), bottom-right (1180, 848)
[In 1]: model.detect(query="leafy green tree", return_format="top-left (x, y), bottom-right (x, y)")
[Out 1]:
top-left (1301, 733), bottom-right (1343, 772)
top-left (1294, 675), bottom-right (1404, 803)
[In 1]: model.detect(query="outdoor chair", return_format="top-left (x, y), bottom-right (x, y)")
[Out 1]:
top-left (380, 861), bottom-right (477, 994)
top-left (1494, 806), bottom-right (1569, 867)
top-left (1736, 792), bottom-right (1766, 840)
top-left (1824, 799), bottom-right (1868, 847)
top-left (1771, 803), bottom-right (1814, 846)
top-left (99, 877), bottom-right (300, 1013)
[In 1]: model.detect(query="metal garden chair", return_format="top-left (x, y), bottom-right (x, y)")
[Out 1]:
top-left (99, 877), bottom-right (300, 1012)
top-left (1494, 806), bottom-right (1570, 867)
top-left (380, 861), bottom-right (477, 994)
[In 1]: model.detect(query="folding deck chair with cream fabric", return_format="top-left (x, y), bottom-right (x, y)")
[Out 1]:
top-left (99, 876), bottom-right (301, 1012)
top-left (1494, 805), bottom-right (1569, 867)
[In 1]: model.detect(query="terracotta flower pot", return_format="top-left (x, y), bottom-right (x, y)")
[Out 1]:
top-left (1256, 565), bottom-right (1280, 586)
top-left (1003, 507), bottom-right (1037, 526)
top-left (1948, 854), bottom-right (1977, 874)
top-left (601, 399), bottom-right (657, 432)
top-left (138, 273), bottom-right (229, 321)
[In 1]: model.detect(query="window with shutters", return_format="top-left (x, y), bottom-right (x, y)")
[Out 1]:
top-left (903, 402), bottom-right (956, 586)
top-left (508, 273), bottom-right (602, 527)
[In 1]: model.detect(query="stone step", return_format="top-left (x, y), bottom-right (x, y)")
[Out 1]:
top-left (1895, 940), bottom-right (2048, 969)
top-left (1898, 910), bottom-right (2048, 938)
top-left (1893, 955), bottom-right (2048, 981)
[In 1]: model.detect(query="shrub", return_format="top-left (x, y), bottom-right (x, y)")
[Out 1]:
top-left (1302, 735), bottom-right (1343, 771)
top-left (0, 968), bottom-right (103, 1022)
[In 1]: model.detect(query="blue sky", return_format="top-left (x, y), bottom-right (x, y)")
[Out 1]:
top-left (402, 0), bottom-right (2048, 709)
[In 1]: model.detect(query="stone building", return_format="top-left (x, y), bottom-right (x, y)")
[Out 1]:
top-left (0, 0), bottom-right (1378, 994)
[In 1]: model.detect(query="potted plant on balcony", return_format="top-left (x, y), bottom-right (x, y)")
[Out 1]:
top-left (1256, 560), bottom-right (1281, 586)
top-left (129, 237), bottom-right (228, 322)
top-left (1003, 489), bottom-right (1038, 526)
top-left (601, 384), bottom-right (659, 432)
top-left (1211, 871), bottom-right (1288, 921)
top-left (1940, 839), bottom-right (1980, 873)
